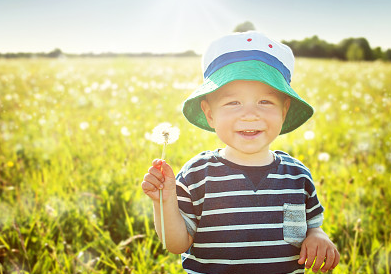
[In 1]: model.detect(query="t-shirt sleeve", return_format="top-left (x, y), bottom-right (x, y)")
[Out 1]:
top-left (305, 174), bottom-right (324, 229)
top-left (176, 172), bottom-right (198, 238)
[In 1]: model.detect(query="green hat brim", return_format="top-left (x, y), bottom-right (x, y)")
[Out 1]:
top-left (182, 60), bottom-right (314, 135)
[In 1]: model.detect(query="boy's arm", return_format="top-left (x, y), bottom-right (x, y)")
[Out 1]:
top-left (142, 159), bottom-right (193, 254)
top-left (298, 227), bottom-right (340, 272)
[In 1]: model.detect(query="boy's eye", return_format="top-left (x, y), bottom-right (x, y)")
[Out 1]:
top-left (259, 100), bottom-right (272, 105)
top-left (225, 101), bottom-right (240, 106)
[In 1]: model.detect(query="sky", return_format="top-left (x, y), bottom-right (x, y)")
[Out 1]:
top-left (1, 0), bottom-right (390, 54)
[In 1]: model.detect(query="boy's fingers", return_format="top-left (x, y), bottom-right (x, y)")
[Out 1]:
top-left (312, 248), bottom-right (326, 272)
top-left (148, 166), bottom-right (165, 182)
top-left (161, 161), bottom-right (175, 180)
top-left (141, 180), bottom-right (158, 192)
top-left (305, 248), bottom-right (316, 269)
top-left (152, 159), bottom-right (163, 168)
top-left (298, 245), bottom-right (307, 264)
top-left (143, 172), bottom-right (164, 189)
top-left (331, 249), bottom-right (340, 270)
top-left (321, 249), bottom-right (336, 272)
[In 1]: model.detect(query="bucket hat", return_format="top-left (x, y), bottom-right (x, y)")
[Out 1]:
top-left (182, 31), bottom-right (314, 135)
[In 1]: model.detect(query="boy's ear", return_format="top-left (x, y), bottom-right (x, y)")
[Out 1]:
top-left (282, 97), bottom-right (291, 122)
top-left (200, 99), bottom-right (215, 129)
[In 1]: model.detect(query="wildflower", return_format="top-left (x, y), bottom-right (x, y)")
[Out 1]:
top-left (7, 161), bottom-right (14, 167)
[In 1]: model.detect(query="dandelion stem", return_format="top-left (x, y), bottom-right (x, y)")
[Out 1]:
top-left (160, 140), bottom-right (168, 249)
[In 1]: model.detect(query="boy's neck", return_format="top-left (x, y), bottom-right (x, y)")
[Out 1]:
top-left (219, 147), bottom-right (274, 167)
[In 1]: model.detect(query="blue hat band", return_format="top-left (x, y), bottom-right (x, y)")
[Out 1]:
top-left (203, 50), bottom-right (292, 84)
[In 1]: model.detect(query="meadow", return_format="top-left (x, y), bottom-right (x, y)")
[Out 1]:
top-left (0, 56), bottom-right (390, 274)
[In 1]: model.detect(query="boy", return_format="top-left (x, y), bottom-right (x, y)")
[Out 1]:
top-left (142, 31), bottom-right (339, 273)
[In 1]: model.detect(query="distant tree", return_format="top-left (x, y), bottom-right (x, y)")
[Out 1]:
top-left (385, 49), bottom-right (391, 61)
top-left (233, 21), bottom-right (256, 32)
top-left (337, 38), bottom-right (373, 61)
top-left (47, 48), bottom-right (63, 58)
top-left (372, 47), bottom-right (385, 60)
top-left (346, 43), bottom-right (364, 61)
top-left (283, 36), bottom-right (335, 58)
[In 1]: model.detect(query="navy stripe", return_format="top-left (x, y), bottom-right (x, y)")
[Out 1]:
top-left (204, 50), bottom-right (292, 84)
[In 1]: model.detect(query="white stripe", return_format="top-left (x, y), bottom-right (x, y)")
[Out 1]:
top-left (268, 173), bottom-right (313, 184)
top-left (306, 203), bottom-right (321, 213)
top-left (197, 223), bottom-right (283, 232)
top-left (284, 237), bottom-right (304, 242)
top-left (205, 188), bottom-right (305, 199)
top-left (193, 240), bottom-right (289, 248)
top-left (183, 253), bottom-right (299, 265)
top-left (283, 221), bottom-right (307, 227)
top-left (188, 174), bottom-right (245, 191)
top-left (193, 197), bottom-right (204, 206)
top-left (284, 204), bottom-right (305, 210)
top-left (202, 206), bottom-right (283, 216)
top-left (176, 181), bottom-right (191, 195)
top-left (179, 209), bottom-right (198, 231)
top-left (279, 160), bottom-right (310, 173)
top-left (177, 196), bottom-right (191, 203)
top-left (289, 269), bottom-right (305, 274)
top-left (307, 214), bottom-right (323, 225)
top-left (183, 161), bottom-right (224, 177)
top-left (183, 269), bottom-right (206, 274)
top-left (308, 190), bottom-right (317, 198)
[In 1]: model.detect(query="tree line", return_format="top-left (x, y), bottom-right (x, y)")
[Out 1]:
top-left (282, 35), bottom-right (391, 61)
top-left (0, 49), bottom-right (199, 59)
top-left (1, 36), bottom-right (390, 62)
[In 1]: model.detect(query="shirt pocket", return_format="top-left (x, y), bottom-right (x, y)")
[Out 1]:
top-left (283, 203), bottom-right (307, 248)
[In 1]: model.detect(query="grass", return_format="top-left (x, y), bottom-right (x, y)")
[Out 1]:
top-left (0, 57), bottom-right (390, 273)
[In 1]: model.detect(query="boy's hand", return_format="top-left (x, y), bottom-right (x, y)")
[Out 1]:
top-left (298, 227), bottom-right (340, 273)
top-left (142, 159), bottom-right (177, 202)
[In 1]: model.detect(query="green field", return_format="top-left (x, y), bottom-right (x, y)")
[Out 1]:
top-left (0, 57), bottom-right (390, 273)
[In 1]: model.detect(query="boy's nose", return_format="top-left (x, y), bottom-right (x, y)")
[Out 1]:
top-left (240, 105), bottom-right (260, 121)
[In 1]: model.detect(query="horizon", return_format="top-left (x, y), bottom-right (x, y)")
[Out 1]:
top-left (1, 0), bottom-right (391, 54)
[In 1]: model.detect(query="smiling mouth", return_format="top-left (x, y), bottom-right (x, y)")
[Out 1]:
top-left (238, 130), bottom-right (262, 136)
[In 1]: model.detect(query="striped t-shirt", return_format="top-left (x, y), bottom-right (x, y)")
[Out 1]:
top-left (176, 149), bottom-right (324, 274)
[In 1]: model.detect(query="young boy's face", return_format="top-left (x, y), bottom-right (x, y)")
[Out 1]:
top-left (201, 80), bottom-right (290, 164)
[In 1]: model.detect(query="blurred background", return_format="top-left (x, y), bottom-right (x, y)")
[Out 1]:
top-left (1, 0), bottom-right (390, 273)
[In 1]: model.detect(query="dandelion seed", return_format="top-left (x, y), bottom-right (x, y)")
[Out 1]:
top-left (79, 122), bottom-right (89, 130)
top-left (318, 152), bottom-right (330, 162)
top-left (374, 164), bottom-right (385, 174)
top-left (304, 130), bottom-right (315, 140)
top-left (121, 126), bottom-right (131, 136)
top-left (150, 122), bottom-right (180, 145)
top-left (131, 96), bottom-right (139, 104)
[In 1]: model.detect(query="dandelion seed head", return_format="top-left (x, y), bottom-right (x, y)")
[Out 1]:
top-left (121, 126), bottom-right (131, 136)
top-left (131, 96), bottom-right (139, 104)
top-left (79, 122), bottom-right (89, 130)
top-left (149, 122), bottom-right (180, 145)
top-left (304, 130), bottom-right (315, 140)
top-left (318, 152), bottom-right (330, 162)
